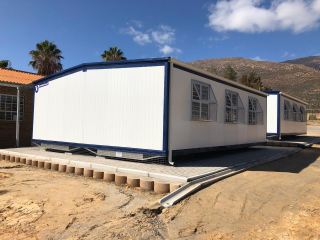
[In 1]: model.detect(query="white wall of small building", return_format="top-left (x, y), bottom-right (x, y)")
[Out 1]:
top-left (168, 66), bottom-right (267, 152)
top-left (33, 65), bottom-right (166, 151)
top-left (280, 95), bottom-right (307, 135)
top-left (266, 94), bottom-right (278, 134)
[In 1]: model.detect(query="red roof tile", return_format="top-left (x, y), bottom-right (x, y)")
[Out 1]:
top-left (0, 68), bottom-right (42, 85)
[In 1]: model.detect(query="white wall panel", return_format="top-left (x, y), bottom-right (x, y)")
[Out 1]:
top-left (280, 95), bottom-right (307, 135)
top-left (169, 67), bottom-right (267, 151)
top-left (267, 94), bottom-right (278, 134)
top-left (33, 66), bottom-right (165, 151)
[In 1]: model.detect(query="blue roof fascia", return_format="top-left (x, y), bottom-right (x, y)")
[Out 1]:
top-left (33, 57), bottom-right (171, 85)
top-left (264, 90), bottom-right (280, 95)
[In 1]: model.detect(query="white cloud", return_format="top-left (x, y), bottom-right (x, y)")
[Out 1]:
top-left (123, 23), bottom-right (181, 55)
top-left (125, 26), bottom-right (151, 45)
top-left (251, 56), bottom-right (265, 61)
top-left (159, 45), bottom-right (182, 55)
top-left (208, 0), bottom-right (320, 33)
top-left (151, 25), bottom-right (175, 44)
top-left (282, 51), bottom-right (296, 58)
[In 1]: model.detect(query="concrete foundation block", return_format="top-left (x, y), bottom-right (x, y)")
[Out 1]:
top-left (84, 169), bottom-right (94, 177)
top-left (154, 181), bottom-right (170, 194)
top-left (75, 167), bottom-right (84, 176)
top-left (140, 178), bottom-right (154, 191)
top-left (93, 171), bottom-right (104, 179)
top-left (15, 156), bottom-right (21, 163)
top-left (32, 160), bottom-right (38, 167)
top-left (170, 183), bottom-right (181, 192)
top-left (51, 163), bottom-right (59, 171)
top-left (20, 158), bottom-right (26, 164)
top-left (103, 172), bottom-right (115, 182)
top-left (58, 164), bottom-right (67, 172)
top-left (26, 159), bottom-right (32, 165)
top-left (66, 166), bottom-right (75, 173)
top-left (127, 176), bottom-right (140, 188)
top-left (10, 156), bottom-right (15, 162)
top-left (5, 155), bottom-right (10, 161)
top-left (115, 174), bottom-right (127, 186)
top-left (44, 162), bottom-right (51, 169)
top-left (38, 161), bottom-right (45, 168)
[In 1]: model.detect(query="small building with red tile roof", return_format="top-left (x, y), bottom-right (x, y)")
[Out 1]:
top-left (0, 68), bottom-right (42, 148)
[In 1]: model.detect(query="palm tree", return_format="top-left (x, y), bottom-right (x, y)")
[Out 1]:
top-left (101, 47), bottom-right (126, 61)
top-left (0, 60), bottom-right (11, 69)
top-left (29, 40), bottom-right (63, 75)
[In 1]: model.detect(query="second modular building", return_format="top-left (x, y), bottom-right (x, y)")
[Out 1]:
top-left (266, 91), bottom-right (307, 139)
top-left (32, 58), bottom-right (267, 164)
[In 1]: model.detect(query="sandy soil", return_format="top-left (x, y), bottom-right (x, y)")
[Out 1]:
top-left (163, 146), bottom-right (320, 239)
top-left (1, 146), bottom-right (320, 239)
top-left (0, 162), bottom-right (165, 240)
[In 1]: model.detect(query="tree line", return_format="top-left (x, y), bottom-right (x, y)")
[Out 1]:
top-left (0, 40), bottom-right (269, 91)
top-left (222, 65), bottom-right (269, 91)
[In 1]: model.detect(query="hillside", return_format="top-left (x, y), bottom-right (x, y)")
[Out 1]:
top-left (190, 58), bottom-right (320, 109)
top-left (283, 56), bottom-right (320, 71)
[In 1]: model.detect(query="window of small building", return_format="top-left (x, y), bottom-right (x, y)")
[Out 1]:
top-left (292, 103), bottom-right (298, 121)
top-left (0, 94), bottom-right (24, 121)
top-left (225, 90), bottom-right (245, 123)
top-left (248, 97), bottom-right (263, 125)
top-left (284, 100), bottom-right (291, 120)
top-left (299, 106), bottom-right (306, 122)
top-left (191, 80), bottom-right (217, 121)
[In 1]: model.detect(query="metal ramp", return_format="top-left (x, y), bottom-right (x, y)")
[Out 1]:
top-left (160, 148), bottom-right (301, 207)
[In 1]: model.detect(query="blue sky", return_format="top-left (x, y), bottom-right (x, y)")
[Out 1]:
top-left (0, 0), bottom-right (319, 72)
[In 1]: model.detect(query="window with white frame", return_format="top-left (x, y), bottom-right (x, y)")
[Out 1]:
top-left (284, 100), bottom-right (291, 120)
top-left (225, 90), bottom-right (245, 123)
top-left (248, 97), bottom-right (263, 125)
top-left (299, 106), bottom-right (306, 122)
top-left (191, 80), bottom-right (217, 121)
top-left (292, 103), bottom-right (298, 121)
top-left (0, 94), bottom-right (24, 121)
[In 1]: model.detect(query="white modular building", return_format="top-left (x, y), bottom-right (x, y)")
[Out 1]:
top-left (32, 58), bottom-right (267, 164)
top-left (266, 91), bottom-right (307, 139)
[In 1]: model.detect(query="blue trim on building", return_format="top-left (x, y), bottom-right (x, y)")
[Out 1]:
top-left (264, 91), bottom-right (282, 139)
top-left (33, 57), bottom-right (170, 86)
top-left (32, 57), bottom-right (172, 159)
top-left (32, 139), bottom-right (167, 156)
top-left (162, 62), bottom-right (170, 154)
top-left (277, 93), bottom-right (281, 139)
top-left (264, 90), bottom-right (280, 94)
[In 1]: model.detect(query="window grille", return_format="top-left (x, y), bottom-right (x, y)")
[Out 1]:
top-left (284, 100), bottom-right (291, 120)
top-left (248, 97), bottom-right (263, 125)
top-left (292, 103), bottom-right (298, 121)
top-left (299, 106), bottom-right (306, 122)
top-left (191, 80), bottom-right (217, 121)
top-left (225, 90), bottom-right (245, 123)
top-left (0, 94), bottom-right (24, 121)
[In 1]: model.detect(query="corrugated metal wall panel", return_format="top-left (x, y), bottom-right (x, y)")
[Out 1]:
top-left (280, 96), bottom-right (307, 135)
top-left (169, 67), bottom-right (267, 151)
top-left (267, 94), bottom-right (278, 134)
top-left (33, 66), bottom-right (165, 151)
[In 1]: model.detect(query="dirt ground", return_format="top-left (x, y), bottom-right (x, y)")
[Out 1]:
top-left (1, 126), bottom-right (320, 240)
top-left (1, 147), bottom-right (320, 240)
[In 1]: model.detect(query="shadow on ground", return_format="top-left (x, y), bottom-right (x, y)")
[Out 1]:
top-left (280, 135), bottom-right (320, 144)
top-left (249, 147), bottom-right (320, 174)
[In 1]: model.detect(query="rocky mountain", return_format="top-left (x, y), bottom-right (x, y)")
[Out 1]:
top-left (190, 58), bottom-right (320, 109)
top-left (283, 56), bottom-right (320, 71)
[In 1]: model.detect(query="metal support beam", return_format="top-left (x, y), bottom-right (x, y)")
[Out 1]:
top-left (16, 87), bottom-right (20, 147)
